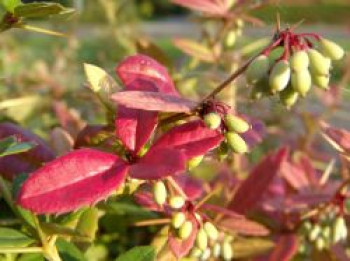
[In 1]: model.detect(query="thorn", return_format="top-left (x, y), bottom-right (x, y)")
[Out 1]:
top-left (276, 12), bottom-right (281, 32)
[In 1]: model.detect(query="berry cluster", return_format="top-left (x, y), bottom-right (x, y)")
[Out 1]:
top-left (246, 28), bottom-right (345, 108)
top-left (299, 213), bottom-right (347, 252)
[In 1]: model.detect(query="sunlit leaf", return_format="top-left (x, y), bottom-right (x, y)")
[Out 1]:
top-left (14, 3), bottom-right (73, 18)
top-left (1, 0), bottom-right (21, 13)
top-left (0, 228), bottom-right (35, 247)
top-left (115, 246), bottom-right (156, 261)
top-left (84, 63), bottom-right (118, 93)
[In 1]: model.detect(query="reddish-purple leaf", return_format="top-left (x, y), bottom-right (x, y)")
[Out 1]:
top-left (134, 191), bottom-right (162, 212)
top-left (173, 175), bottom-right (203, 200)
top-left (268, 235), bottom-right (299, 261)
top-left (116, 54), bottom-right (178, 95)
top-left (152, 120), bottom-right (224, 160)
top-left (168, 216), bottom-right (198, 258)
top-left (331, 244), bottom-right (350, 261)
top-left (18, 149), bottom-right (128, 214)
top-left (115, 79), bottom-right (159, 153)
top-left (0, 156), bottom-right (37, 181)
top-left (229, 147), bottom-right (289, 214)
top-left (321, 122), bottom-right (350, 154)
top-left (200, 204), bottom-right (244, 220)
top-left (112, 91), bottom-right (196, 113)
top-left (280, 161), bottom-right (310, 190)
top-left (74, 124), bottom-right (113, 149)
top-left (171, 0), bottom-right (229, 16)
top-left (129, 148), bottom-right (186, 180)
top-left (219, 217), bottom-right (270, 236)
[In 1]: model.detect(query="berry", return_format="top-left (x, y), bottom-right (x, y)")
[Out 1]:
top-left (221, 241), bottom-right (233, 261)
top-left (308, 49), bottom-right (331, 75)
top-left (169, 196), bottom-right (185, 209)
top-left (246, 55), bottom-right (270, 85)
top-left (290, 50), bottom-right (309, 71)
top-left (153, 181), bottom-right (167, 206)
top-left (280, 86), bottom-right (299, 109)
top-left (269, 60), bottom-right (291, 93)
top-left (178, 221), bottom-right (193, 240)
top-left (224, 114), bottom-right (250, 133)
top-left (204, 112), bottom-right (222, 130)
top-left (203, 222), bottom-right (219, 241)
top-left (196, 228), bottom-right (208, 250)
top-left (171, 212), bottom-right (186, 229)
top-left (291, 70), bottom-right (312, 97)
top-left (320, 38), bottom-right (345, 61)
top-left (312, 73), bottom-right (329, 90)
top-left (187, 155), bottom-right (204, 170)
top-left (225, 132), bottom-right (248, 154)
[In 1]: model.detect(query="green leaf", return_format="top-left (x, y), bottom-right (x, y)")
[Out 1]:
top-left (56, 239), bottom-right (86, 261)
top-left (18, 253), bottom-right (44, 261)
top-left (0, 136), bottom-right (16, 153)
top-left (0, 138), bottom-right (34, 158)
top-left (1, 0), bottom-right (21, 13)
top-left (14, 3), bottom-right (73, 18)
top-left (75, 207), bottom-right (99, 241)
top-left (0, 228), bottom-right (35, 247)
top-left (115, 246), bottom-right (156, 261)
top-left (84, 63), bottom-right (118, 93)
top-left (40, 223), bottom-right (89, 240)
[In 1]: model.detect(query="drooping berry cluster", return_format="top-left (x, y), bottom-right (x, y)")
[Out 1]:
top-left (246, 28), bottom-right (345, 108)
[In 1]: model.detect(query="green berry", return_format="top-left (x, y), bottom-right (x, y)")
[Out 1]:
top-left (212, 243), bottom-right (221, 258)
top-left (204, 112), bottom-right (222, 130)
top-left (320, 38), bottom-right (345, 60)
top-left (171, 212), bottom-right (186, 229)
top-left (178, 220), bottom-right (193, 240)
top-left (225, 132), bottom-right (248, 154)
top-left (196, 228), bottom-right (208, 251)
top-left (280, 86), bottom-right (299, 109)
top-left (190, 247), bottom-right (202, 258)
top-left (291, 70), bottom-right (312, 97)
top-left (224, 114), bottom-right (250, 133)
top-left (169, 196), bottom-right (185, 209)
top-left (290, 50), bottom-right (309, 71)
top-left (332, 216), bottom-right (347, 243)
top-left (225, 31), bottom-right (236, 48)
top-left (308, 49), bottom-right (331, 75)
top-left (153, 181), bottom-right (167, 206)
top-left (309, 224), bottom-right (321, 242)
top-left (200, 248), bottom-right (211, 261)
top-left (204, 222), bottom-right (219, 241)
top-left (221, 241), bottom-right (233, 261)
top-left (315, 237), bottom-right (326, 251)
top-left (269, 60), bottom-right (291, 93)
top-left (246, 55), bottom-right (270, 85)
top-left (236, 18), bottom-right (244, 28)
top-left (312, 73), bottom-right (329, 90)
top-left (187, 155), bottom-right (204, 170)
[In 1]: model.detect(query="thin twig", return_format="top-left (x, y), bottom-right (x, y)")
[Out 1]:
top-left (167, 177), bottom-right (188, 199)
top-left (133, 218), bottom-right (171, 227)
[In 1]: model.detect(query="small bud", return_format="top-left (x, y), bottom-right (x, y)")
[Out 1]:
top-left (178, 221), bottom-right (193, 240)
top-left (153, 181), bottom-right (167, 206)
top-left (246, 55), bottom-right (270, 85)
top-left (204, 112), bottom-right (222, 130)
top-left (291, 70), bottom-right (312, 97)
top-left (171, 212), bottom-right (186, 229)
top-left (224, 114), bottom-right (250, 133)
top-left (315, 237), bottom-right (326, 251)
top-left (200, 248), bottom-right (211, 261)
top-left (332, 216), bottom-right (347, 243)
top-left (290, 50), bottom-right (309, 71)
top-left (309, 224), bottom-right (321, 242)
top-left (269, 60), bottom-right (291, 93)
top-left (190, 247), bottom-right (202, 258)
top-left (169, 196), bottom-right (185, 209)
top-left (204, 222), bottom-right (219, 241)
top-left (221, 241), bottom-right (233, 261)
top-left (320, 38), bottom-right (345, 60)
top-left (196, 228), bottom-right (208, 251)
top-left (225, 132), bottom-right (248, 154)
top-left (312, 73), bottom-right (329, 90)
top-left (225, 31), bottom-right (236, 48)
top-left (236, 18), bottom-right (244, 28)
top-left (187, 155), bottom-right (204, 170)
top-left (212, 243), bottom-right (221, 258)
top-left (308, 49), bottom-right (331, 75)
top-left (280, 86), bottom-right (299, 109)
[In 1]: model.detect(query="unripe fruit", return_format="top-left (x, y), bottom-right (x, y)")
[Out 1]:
top-left (291, 70), bottom-right (312, 97)
top-left (225, 132), bottom-right (248, 154)
top-left (332, 216), bottom-right (347, 243)
top-left (171, 212), bottom-right (186, 229)
top-left (169, 196), bottom-right (185, 209)
top-left (320, 38), bottom-right (345, 60)
top-left (315, 237), bottom-right (326, 251)
top-left (308, 49), bottom-right (331, 75)
top-left (204, 112), bottom-right (222, 130)
top-left (221, 241), bottom-right (233, 261)
top-left (309, 224), bottom-right (321, 241)
top-left (246, 55), bottom-right (270, 85)
top-left (290, 50), bottom-right (309, 71)
top-left (280, 86), bottom-right (299, 109)
top-left (225, 31), bottom-right (236, 48)
top-left (312, 73), bottom-right (329, 90)
top-left (224, 114), bottom-right (250, 133)
top-left (187, 155), bottom-right (204, 170)
top-left (269, 60), bottom-right (291, 93)
top-left (200, 248), bottom-right (211, 261)
top-left (178, 221), bottom-right (193, 240)
top-left (212, 243), bottom-right (221, 258)
top-left (190, 247), bottom-right (202, 258)
top-left (236, 18), bottom-right (244, 28)
top-left (153, 181), bottom-right (167, 206)
top-left (204, 222), bottom-right (219, 241)
top-left (196, 228), bottom-right (208, 250)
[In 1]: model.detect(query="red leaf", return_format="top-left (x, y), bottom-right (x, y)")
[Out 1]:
top-left (219, 217), bottom-right (270, 236)
top-left (331, 243), bottom-right (350, 261)
top-left (129, 148), bottom-right (186, 180)
top-left (134, 191), bottom-right (162, 212)
top-left (112, 91), bottom-right (196, 113)
top-left (0, 156), bottom-right (37, 181)
top-left (168, 216), bottom-right (198, 258)
top-left (18, 149), bottom-right (128, 214)
top-left (152, 120), bottom-right (224, 160)
top-left (171, 0), bottom-right (229, 16)
top-left (268, 235), bottom-right (299, 261)
top-left (229, 147), bottom-right (289, 214)
top-left (115, 79), bottom-right (159, 153)
top-left (200, 204), bottom-right (244, 220)
top-left (321, 122), bottom-right (350, 154)
top-left (173, 175), bottom-right (204, 200)
top-left (116, 54), bottom-right (178, 95)
top-left (281, 161), bottom-right (310, 190)
top-left (74, 124), bottom-right (113, 149)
